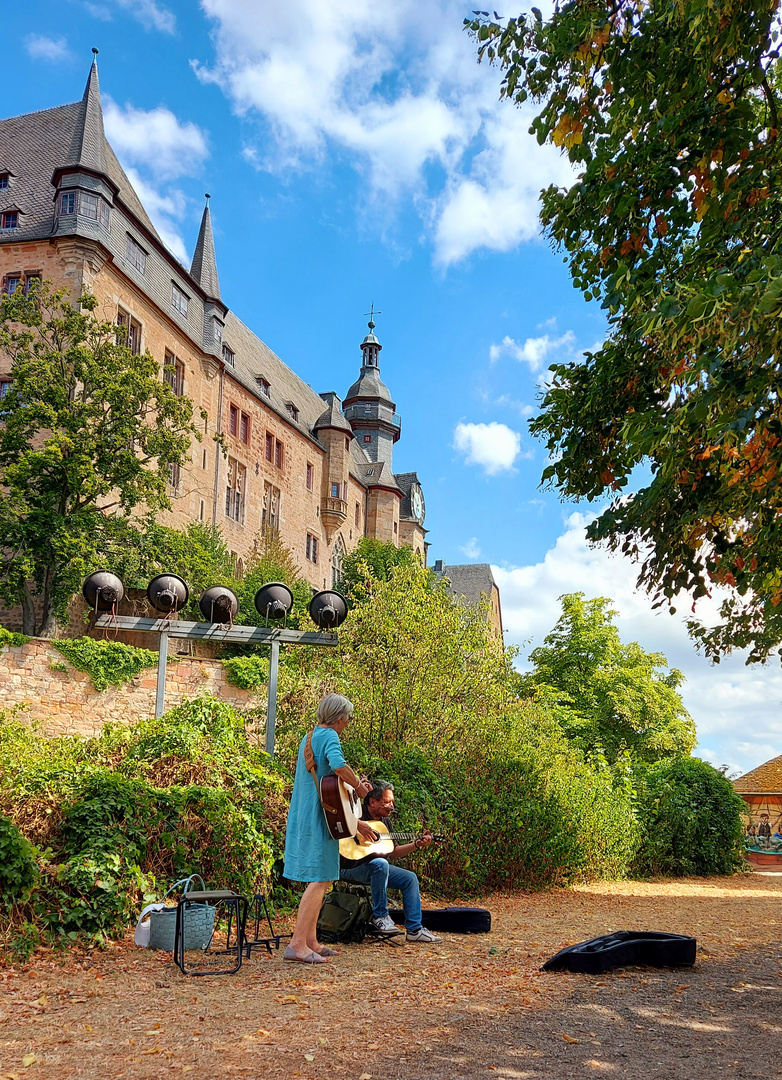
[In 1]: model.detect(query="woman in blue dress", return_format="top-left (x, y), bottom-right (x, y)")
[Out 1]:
top-left (283, 692), bottom-right (373, 963)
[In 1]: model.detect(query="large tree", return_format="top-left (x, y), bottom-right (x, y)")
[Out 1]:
top-left (525, 593), bottom-right (697, 763)
top-left (0, 284), bottom-right (198, 635)
top-left (467, 1), bottom-right (782, 661)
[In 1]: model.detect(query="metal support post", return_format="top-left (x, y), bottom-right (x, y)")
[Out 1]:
top-left (265, 639), bottom-right (280, 757)
top-left (155, 627), bottom-right (169, 719)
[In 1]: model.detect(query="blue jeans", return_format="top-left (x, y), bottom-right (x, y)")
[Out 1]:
top-left (339, 859), bottom-right (422, 933)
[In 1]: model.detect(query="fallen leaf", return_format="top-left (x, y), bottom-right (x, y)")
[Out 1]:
top-left (562, 1034), bottom-right (579, 1044)
top-left (35, 995), bottom-right (47, 1007)
top-left (280, 995), bottom-right (299, 1004)
top-left (304, 1054), bottom-right (314, 1062)
top-left (359, 1074), bottom-right (372, 1079)
top-left (257, 1029), bottom-right (273, 1038)
top-left (318, 1037), bottom-right (329, 1046)
top-left (21, 1057), bottom-right (37, 1069)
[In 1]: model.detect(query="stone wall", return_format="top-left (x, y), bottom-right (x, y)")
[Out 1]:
top-left (0, 638), bottom-right (258, 738)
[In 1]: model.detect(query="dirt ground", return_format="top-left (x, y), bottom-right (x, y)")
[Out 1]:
top-left (2, 874), bottom-right (781, 1080)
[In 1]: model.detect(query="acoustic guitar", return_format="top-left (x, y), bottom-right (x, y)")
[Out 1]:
top-left (339, 819), bottom-right (445, 862)
top-left (319, 773), bottom-right (362, 839)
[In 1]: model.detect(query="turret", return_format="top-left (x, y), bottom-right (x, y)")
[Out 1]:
top-left (342, 312), bottom-right (401, 468)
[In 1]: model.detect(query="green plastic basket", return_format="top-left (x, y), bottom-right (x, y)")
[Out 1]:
top-left (148, 875), bottom-right (215, 952)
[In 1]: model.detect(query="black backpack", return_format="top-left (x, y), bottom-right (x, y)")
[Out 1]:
top-left (317, 882), bottom-right (373, 944)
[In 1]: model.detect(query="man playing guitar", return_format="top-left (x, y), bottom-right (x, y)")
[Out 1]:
top-left (339, 781), bottom-right (441, 943)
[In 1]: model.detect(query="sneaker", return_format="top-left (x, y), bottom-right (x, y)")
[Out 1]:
top-left (406, 926), bottom-right (442, 943)
top-left (371, 915), bottom-right (402, 936)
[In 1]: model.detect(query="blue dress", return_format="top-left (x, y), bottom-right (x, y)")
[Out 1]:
top-left (283, 726), bottom-right (347, 883)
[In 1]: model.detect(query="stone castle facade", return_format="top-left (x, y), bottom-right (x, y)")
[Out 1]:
top-left (0, 57), bottom-right (428, 591)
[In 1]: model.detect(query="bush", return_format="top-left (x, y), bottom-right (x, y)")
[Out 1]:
top-left (0, 697), bottom-right (289, 948)
top-left (0, 814), bottom-right (39, 907)
top-left (632, 757), bottom-right (747, 876)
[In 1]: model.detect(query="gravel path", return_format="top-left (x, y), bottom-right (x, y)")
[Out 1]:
top-left (2, 874), bottom-right (780, 1079)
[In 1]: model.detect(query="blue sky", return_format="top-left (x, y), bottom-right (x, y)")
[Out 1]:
top-left (5, 0), bottom-right (781, 776)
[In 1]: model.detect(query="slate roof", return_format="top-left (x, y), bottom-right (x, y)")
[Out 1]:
top-left (434, 563), bottom-right (498, 605)
top-left (190, 200), bottom-right (221, 301)
top-left (315, 392), bottom-right (353, 435)
top-left (733, 755), bottom-right (782, 793)
top-left (222, 310), bottom-right (329, 448)
top-left (395, 471), bottom-right (421, 520)
top-left (344, 362), bottom-right (395, 405)
top-left (0, 61), bottom-right (160, 245)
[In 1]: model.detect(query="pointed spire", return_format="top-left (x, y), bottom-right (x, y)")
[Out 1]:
top-left (77, 49), bottom-right (107, 174)
top-left (190, 194), bottom-right (221, 301)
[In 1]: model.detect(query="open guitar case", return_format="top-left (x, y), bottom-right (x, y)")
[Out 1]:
top-left (388, 906), bottom-right (491, 934)
top-left (541, 930), bottom-right (696, 973)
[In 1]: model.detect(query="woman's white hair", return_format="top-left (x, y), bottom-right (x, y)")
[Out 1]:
top-left (317, 692), bottom-right (354, 727)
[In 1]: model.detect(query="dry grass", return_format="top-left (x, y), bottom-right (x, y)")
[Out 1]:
top-left (1, 874), bottom-right (780, 1079)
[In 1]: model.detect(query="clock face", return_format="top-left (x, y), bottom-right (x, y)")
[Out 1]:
top-left (411, 486), bottom-right (424, 523)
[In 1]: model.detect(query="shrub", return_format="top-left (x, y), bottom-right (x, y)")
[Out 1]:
top-left (0, 697), bottom-right (289, 948)
top-left (632, 757), bottom-right (747, 876)
top-left (0, 814), bottom-right (39, 907)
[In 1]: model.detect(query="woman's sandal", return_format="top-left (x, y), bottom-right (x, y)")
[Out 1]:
top-left (283, 945), bottom-right (328, 964)
top-left (316, 946), bottom-right (339, 956)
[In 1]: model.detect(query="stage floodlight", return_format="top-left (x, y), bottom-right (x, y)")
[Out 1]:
top-left (147, 573), bottom-right (189, 614)
top-left (199, 585), bottom-right (239, 624)
top-left (82, 571), bottom-right (125, 613)
top-left (254, 582), bottom-right (294, 621)
top-left (309, 589), bottom-right (348, 630)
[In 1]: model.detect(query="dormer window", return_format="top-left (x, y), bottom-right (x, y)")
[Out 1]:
top-left (285, 402), bottom-right (299, 422)
top-left (171, 282), bottom-right (189, 317)
top-left (1, 211), bottom-right (19, 230)
top-left (256, 376), bottom-right (270, 397)
top-left (0, 173), bottom-right (10, 190)
top-left (60, 190), bottom-right (110, 227)
top-left (222, 344), bottom-right (235, 367)
top-left (213, 319), bottom-right (223, 344)
top-left (126, 234), bottom-right (147, 274)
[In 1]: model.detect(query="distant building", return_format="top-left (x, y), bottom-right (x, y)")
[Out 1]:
top-left (733, 755), bottom-right (782, 868)
top-left (0, 56), bottom-right (428, 595)
top-left (432, 560), bottom-right (503, 636)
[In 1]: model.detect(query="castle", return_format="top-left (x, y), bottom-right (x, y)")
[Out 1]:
top-left (0, 56), bottom-right (428, 590)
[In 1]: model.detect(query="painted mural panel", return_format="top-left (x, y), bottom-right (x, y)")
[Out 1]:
top-left (741, 795), bottom-right (782, 864)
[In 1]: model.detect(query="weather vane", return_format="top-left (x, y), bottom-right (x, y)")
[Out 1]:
top-left (364, 302), bottom-right (381, 329)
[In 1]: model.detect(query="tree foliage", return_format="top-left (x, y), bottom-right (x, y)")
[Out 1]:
top-left (525, 593), bottom-right (697, 763)
top-left (0, 283), bottom-right (197, 635)
top-left (467, 1), bottom-right (782, 660)
top-left (339, 537), bottom-right (419, 600)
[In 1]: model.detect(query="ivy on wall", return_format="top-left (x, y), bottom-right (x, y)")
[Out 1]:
top-left (0, 628), bottom-right (32, 649)
top-left (51, 638), bottom-right (164, 692)
top-left (221, 654), bottom-right (269, 691)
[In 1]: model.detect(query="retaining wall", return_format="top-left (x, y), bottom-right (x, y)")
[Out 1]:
top-left (0, 638), bottom-right (257, 737)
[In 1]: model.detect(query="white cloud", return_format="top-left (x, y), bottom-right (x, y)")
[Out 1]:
top-left (107, 0), bottom-right (175, 32)
top-left (25, 35), bottom-right (72, 61)
top-left (453, 421), bottom-right (522, 475)
top-left (102, 100), bottom-right (210, 264)
top-left (103, 100), bottom-right (209, 181)
top-left (194, 0), bottom-right (573, 264)
top-left (490, 330), bottom-right (577, 372)
top-left (493, 512), bottom-right (782, 777)
top-left (460, 537), bottom-right (482, 560)
top-left (123, 169), bottom-right (189, 264)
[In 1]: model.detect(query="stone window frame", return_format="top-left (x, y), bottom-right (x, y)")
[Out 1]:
top-left (285, 401), bottom-right (299, 422)
top-left (225, 456), bottom-right (247, 524)
top-left (164, 350), bottom-right (185, 397)
top-left (256, 375), bottom-right (271, 397)
top-left (306, 462), bottom-right (314, 491)
top-left (222, 343), bottom-right (235, 367)
top-left (239, 410), bottom-right (250, 445)
top-left (116, 307), bottom-right (142, 355)
top-left (274, 438), bottom-right (284, 470)
top-left (262, 481), bottom-right (281, 531)
top-left (306, 532), bottom-right (319, 564)
top-left (265, 430), bottom-right (273, 462)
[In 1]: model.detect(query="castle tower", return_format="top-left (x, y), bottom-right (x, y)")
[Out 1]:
top-left (342, 316), bottom-right (401, 468)
top-left (190, 195), bottom-right (227, 358)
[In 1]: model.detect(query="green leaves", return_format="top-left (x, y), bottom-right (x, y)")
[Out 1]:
top-left (0, 283), bottom-right (198, 634)
top-left (469, 1), bottom-right (782, 660)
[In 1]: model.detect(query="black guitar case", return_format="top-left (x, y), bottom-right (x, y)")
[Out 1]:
top-left (388, 906), bottom-right (491, 934)
top-left (542, 930), bottom-right (696, 973)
